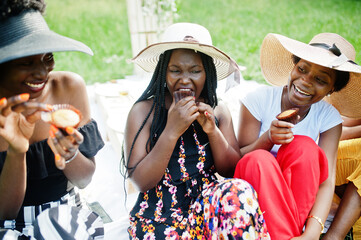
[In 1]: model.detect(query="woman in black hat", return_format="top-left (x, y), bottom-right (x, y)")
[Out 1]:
top-left (0, 0), bottom-right (104, 239)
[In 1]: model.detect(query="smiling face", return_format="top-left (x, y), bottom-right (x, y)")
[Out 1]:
top-left (166, 49), bottom-right (206, 101)
top-left (287, 59), bottom-right (336, 108)
top-left (0, 53), bottom-right (55, 99)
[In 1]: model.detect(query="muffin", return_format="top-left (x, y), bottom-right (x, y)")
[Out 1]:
top-left (174, 89), bottom-right (195, 103)
top-left (276, 108), bottom-right (299, 124)
top-left (42, 104), bottom-right (82, 129)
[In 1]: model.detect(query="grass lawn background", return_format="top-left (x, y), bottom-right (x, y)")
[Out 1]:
top-left (45, 0), bottom-right (361, 85)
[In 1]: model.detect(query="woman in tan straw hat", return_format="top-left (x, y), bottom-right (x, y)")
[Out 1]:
top-left (0, 0), bottom-right (104, 239)
top-left (121, 22), bottom-right (270, 239)
top-left (233, 32), bottom-right (361, 239)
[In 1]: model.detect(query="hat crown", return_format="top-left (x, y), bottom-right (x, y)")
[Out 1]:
top-left (161, 22), bottom-right (213, 45)
top-left (309, 33), bottom-right (356, 61)
top-left (0, 10), bottom-right (49, 47)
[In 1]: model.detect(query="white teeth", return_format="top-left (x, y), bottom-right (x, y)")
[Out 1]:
top-left (25, 82), bottom-right (45, 89)
top-left (179, 89), bottom-right (191, 92)
top-left (295, 86), bottom-right (311, 96)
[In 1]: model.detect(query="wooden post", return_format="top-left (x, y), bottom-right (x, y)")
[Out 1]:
top-left (126, 0), bottom-right (173, 76)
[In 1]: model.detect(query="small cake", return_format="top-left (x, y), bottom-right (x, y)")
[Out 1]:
top-left (174, 89), bottom-right (195, 103)
top-left (42, 104), bottom-right (82, 129)
top-left (276, 108), bottom-right (299, 124)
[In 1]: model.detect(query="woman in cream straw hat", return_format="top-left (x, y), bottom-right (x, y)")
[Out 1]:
top-left (121, 22), bottom-right (270, 239)
top-left (233, 32), bottom-right (361, 239)
top-left (0, 0), bottom-right (104, 239)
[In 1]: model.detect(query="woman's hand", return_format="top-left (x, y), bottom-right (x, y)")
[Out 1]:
top-left (47, 125), bottom-right (84, 170)
top-left (0, 94), bottom-right (49, 153)
top-left (196, 102), bottom-right (216, 134)
top-left (166, 95), bottom-right (199, 137)
top-left (268, 119), bottom-right (295, 145)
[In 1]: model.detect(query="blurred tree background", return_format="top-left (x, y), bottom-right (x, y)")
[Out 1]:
top-left (45, 0), bottom-right (361, 85)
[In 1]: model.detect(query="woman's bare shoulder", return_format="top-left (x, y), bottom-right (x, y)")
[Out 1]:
top-left (127, 99), bottom-right (153, 125)
top-left (49, 71), bottom-right (86, 89)
top-left (214, 100), bottom-right (232, 121)
top-left (47, 71), bottom-right (90, 123)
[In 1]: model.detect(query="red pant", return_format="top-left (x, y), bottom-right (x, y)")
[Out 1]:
top-left (234, 135), bottom-right (328, 240)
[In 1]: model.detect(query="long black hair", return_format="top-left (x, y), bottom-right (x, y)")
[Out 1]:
top-left (120, 49), bottom-right (218, 179)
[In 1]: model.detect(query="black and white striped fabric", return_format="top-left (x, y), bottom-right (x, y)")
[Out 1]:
top-left (0, 188), bottom-right (104, 239)
top-left (1, 188), bottom-right (81, 237)
top-left (33, 205), bottom-right (104, 240)
top-left (0, 229), bottom-right (24, 239)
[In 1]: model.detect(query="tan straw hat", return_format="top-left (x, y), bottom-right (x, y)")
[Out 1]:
top-left (260, 33), bottom-right (361, 118)
top-left (131, 22), bottom-right (241, 84)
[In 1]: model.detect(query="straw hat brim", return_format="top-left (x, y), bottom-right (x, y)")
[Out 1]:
top-left (131, 41), bottom-right (239, 81)
top-left (261, 33), bottom-right (361, 118)
top-left (0, 30), bottom-right (93, 65)
top-left (324, 72), bottom-right (361, 118)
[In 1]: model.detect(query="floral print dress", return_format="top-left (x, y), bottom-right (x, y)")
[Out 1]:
top-left (128, 122), bottom-right (270, 239)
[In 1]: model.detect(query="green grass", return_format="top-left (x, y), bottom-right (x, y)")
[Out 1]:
top-left (45, 0), bottom-right (361, 85)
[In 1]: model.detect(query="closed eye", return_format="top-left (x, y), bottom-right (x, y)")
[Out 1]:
top-left (298, 66), bottom-right (306, 73)
top-left (315, 77), bottom-right (327, 85)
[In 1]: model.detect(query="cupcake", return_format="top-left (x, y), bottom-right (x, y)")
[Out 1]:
top-left (276, 108), bottom-right (299, 124)
top-left (42, 104), bottom-right (82, 130)
top-left (174, 89), bottom-right (195, 103)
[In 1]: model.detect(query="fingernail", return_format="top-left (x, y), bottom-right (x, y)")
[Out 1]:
top-left (55, 154), bottom-right (61, 161)
top-left (65, 126), bottom-right (74, 135)
top-left (46, 104), bottom-right (53, 111)
top-left (205, 111), bottom-right (209, 116)
top-left (50, 125), bottom-right (59, 134)
top-left (0, 98), bottom-right (6, 105)
top-left (49, 129), bottom-right (55, 138)
top-left (19, 93), bottom-right (30, 101)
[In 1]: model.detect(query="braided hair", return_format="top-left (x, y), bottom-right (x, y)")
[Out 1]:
top-left (120, 49), bottom-right (218, 179)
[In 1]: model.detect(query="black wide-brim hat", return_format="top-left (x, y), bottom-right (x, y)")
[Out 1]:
top-left (0, 10), bottom-right (93, 65)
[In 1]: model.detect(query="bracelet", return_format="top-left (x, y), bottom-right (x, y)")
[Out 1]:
top-left (307, 215), bottom-right (324, 233)
top-left (65, 149), bottom-right (79, 164)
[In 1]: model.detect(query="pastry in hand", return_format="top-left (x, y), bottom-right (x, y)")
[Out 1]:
top-left (42, 104), bottom-right (82, 129)
top-left (174, 89), bottom-right (195, 103)
top-left (276, 108), bottom-right (299, 124)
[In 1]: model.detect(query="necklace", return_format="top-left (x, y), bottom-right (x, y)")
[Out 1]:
top-left (176, 124), bottom-right (208, 183)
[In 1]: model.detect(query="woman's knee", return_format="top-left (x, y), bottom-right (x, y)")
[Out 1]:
top-left (282, 135), bottom-right (318, 152)
top-left (234, 149), bottom-right (278, 178)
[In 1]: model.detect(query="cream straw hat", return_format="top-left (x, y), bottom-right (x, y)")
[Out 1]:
top-left (260, 33), bottom-right (361, 118)
top-left (131, 22), bottom-right (242, 90)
